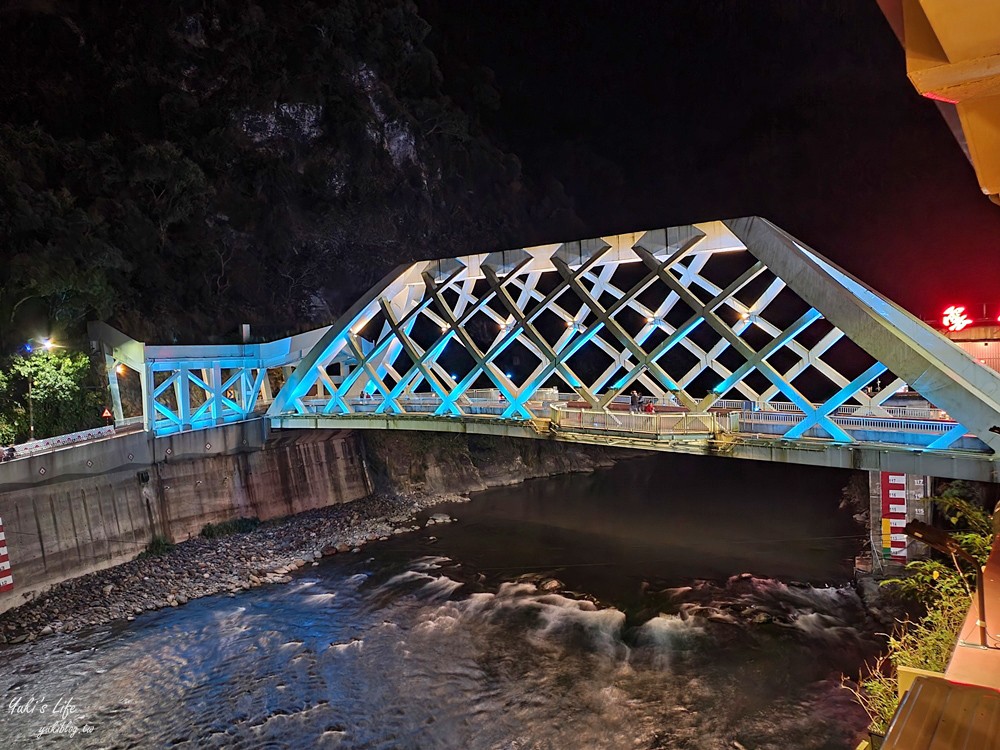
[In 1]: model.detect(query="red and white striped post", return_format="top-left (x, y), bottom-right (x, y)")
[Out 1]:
top-left (0, 516), bottom-right (13, 592)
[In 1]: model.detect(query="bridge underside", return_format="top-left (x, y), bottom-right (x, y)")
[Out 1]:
top-left (270, 414), bottom-right (999, 483)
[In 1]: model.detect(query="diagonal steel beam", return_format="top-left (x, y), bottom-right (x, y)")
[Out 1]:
top-left (726, 216), bottom-right (1000, 453)
top-left (634, 246), bottom-right (821, 421)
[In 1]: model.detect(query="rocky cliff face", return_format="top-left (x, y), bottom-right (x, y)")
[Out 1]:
top-left (362, 431), bottom-right (627, 496)
top-left (0, 0), bottom-right (580, 350)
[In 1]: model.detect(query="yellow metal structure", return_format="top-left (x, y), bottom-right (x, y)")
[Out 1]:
top-left (880, 0), bottom-right (1000, 205)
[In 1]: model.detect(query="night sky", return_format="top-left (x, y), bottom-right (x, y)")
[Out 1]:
top-left (418, 0), bottom-right (1000, 319)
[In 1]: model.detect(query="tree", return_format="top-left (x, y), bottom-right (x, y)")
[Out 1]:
top-left (0, 349), bottom-right (103, 442)
top-left (0, 125), bottom-right (137, 350)
top-left (128, 143), bottom-right (214, 245)
top-left (0, 368), bottom-right (14, 446)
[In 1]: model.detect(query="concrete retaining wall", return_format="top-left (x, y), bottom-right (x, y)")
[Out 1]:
top-left (0, 420), bottom-right (370, 613)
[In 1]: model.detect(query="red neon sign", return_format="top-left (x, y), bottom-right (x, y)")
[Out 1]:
top-left (942, 305), bottom-right (972, 332)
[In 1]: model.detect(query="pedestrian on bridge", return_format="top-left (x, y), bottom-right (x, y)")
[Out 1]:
top-left (630, 390), bottom-right (640, 413)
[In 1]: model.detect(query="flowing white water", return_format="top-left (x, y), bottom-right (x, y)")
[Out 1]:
top-left (0, 454), bottom-right (875, 749)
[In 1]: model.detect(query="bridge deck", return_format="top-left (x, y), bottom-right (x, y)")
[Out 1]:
top-left (271, 400), bottom-right (998, 483)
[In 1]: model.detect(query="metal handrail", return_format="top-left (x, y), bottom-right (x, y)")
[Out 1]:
top-left (715, 398), bottom-right (950, 421)
top-left (738, 410), bottom-right (962, 434)
top-left (549, 404), bottom-right (730, 436)
top-left (7, 425), bottom-right (117, 460)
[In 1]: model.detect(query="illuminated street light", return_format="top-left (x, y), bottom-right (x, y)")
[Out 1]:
top-left (116, 363), bottom-right (126, 376)
top-left (904, 520), bottom-right (989, 648)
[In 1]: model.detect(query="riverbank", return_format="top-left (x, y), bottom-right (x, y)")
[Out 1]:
top-left (0, 454), bottom-right (883, 750)
top-left (0, 489), bottom-right (466, 645)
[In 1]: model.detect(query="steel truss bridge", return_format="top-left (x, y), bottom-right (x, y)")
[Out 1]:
top-left (91, 217), bottom-right (1000, 482)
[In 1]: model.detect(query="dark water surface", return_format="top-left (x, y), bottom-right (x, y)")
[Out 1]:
top-left (0, 454), bottom-right (876, 749)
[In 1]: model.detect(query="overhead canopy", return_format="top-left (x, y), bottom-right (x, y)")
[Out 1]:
top-left (878, 0), bottom-right (1000, 205)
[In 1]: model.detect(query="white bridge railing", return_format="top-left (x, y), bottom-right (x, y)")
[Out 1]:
top-left (714, 399), bottom-right (950, 421)
top-left (737, 410), bottom-right (962, 435)
top-left (289, 391), bottom-right (971, 446)
top-left (549, 405), bottom-right (737, 437)
top-left (7, 425), bottom-right (118, 460)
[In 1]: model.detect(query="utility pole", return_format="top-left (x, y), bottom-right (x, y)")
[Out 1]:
top-left (28, 371), bottom-right (34, 441)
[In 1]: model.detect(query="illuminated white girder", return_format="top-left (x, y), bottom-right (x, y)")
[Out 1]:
top-left (88, 322), bottom-right (360, 435)
top-left (263, 219), bottom-right (1000, 455)
top-left (94, 218), bottom-right (1000, 457)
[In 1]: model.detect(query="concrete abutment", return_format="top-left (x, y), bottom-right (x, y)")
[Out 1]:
top-left (0, 420), bottom-right (369, 613)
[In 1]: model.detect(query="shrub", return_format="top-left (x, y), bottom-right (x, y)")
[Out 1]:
top-left (889, 587), bottom-right (971, 674)
top-left (841, 654), bottom-right (898, 735)
top-left (843, 482), bottom-right (992, 735)
top-left (141, 534), bottom-right (174, 557)
top-left (200, 517), bottom-right (260, 539)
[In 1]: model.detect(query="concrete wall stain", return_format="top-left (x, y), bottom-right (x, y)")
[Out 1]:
top-left (0, 421), bottom-right (370, 613)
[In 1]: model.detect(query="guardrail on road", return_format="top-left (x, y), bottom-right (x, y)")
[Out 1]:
top-left (5, 426), bottom-right (118, 461)
top-left (550, 405), bottom-right (737, 437)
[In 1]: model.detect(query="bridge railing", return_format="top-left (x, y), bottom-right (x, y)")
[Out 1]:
top-left (550, 405), bottom-right (736, 437)
top-left (4, 425), bottom-right (118, 461)
top-left (301, 390), bottom-right (574, 416)
top-left (737, 410), bottom-right (962, 435)
top-left (290, 391), bottom-right (971, 445)
top-left (715, 399), bottom-right (950, 421)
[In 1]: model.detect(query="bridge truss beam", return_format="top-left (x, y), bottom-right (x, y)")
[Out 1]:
top-left (89, 323), bottom-right (360, 435)
top-left (264, 218), bottom-right (1000, 456)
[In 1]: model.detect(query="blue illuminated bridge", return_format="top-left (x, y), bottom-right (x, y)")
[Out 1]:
top-left (91, 217), bottom-right (1000, 482)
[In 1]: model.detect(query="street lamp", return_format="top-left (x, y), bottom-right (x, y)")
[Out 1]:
top-left (904, 519), bottom-right (989, 649)
top-left (23, 337), bottom-right (56, 442)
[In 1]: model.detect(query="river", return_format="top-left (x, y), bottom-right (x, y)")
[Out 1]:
top-left (0, 453), bottom-right (877, 749)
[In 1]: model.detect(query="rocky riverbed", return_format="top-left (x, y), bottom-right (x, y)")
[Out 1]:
top-left (0, 490), bottom-right (466, 645)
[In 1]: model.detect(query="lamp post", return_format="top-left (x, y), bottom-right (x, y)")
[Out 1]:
top-left (904, 519), bottom-right (989, 649)
top-left (23, 337), bottom-right (55, 442)
top-left (27, 367), bottom-right (33, 441)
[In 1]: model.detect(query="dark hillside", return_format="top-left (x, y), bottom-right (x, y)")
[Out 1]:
top-left (0, 0), bottom-right (580, 349)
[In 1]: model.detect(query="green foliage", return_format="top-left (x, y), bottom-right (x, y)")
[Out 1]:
top-left (889, 589), bottom-right (971, 674)
top-left (846, 482), bottom-right (993, 733)
top-left (200, 517), bottom-right (260, 539)
top-left (129, 143), bottom-right (214, 242)
top-left (0, 126), bottom-right (131, 349)
top-left (849, 583), bottom-right (973, 734)
top-left (0, 369), bottom-right (14, 446)
top-left (884, 482), bottom-right (992, 603)
top-left (881, 558), bottom-right (968, 606)
top-left (141, 535), bottom-right (174, 558)
top-left (0, 1), bottom-right (578, 349)
top-left (0, 348), bottom-right (103, 442)
top-left (841, 654), bottom-right (897, 736)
